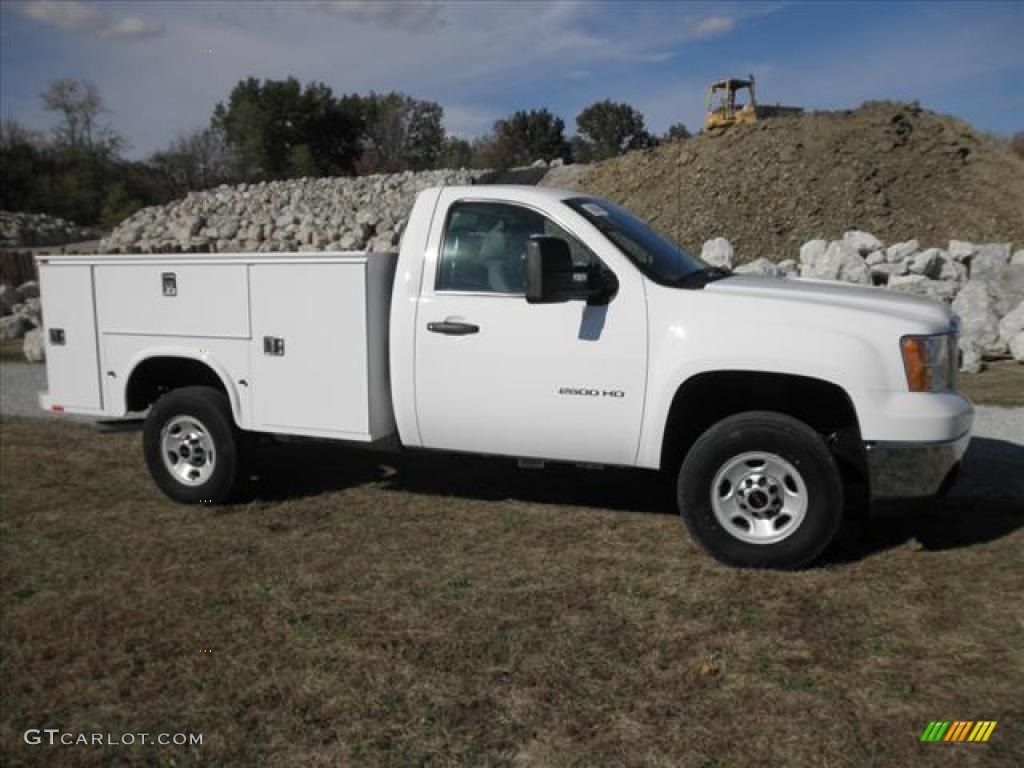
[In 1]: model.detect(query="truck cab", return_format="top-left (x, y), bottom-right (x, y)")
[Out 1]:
top-left (37, 185), bottom-right (973, 569)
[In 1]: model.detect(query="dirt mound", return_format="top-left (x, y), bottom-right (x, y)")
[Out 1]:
top-left (578, 102), bottom-right (1024, 261)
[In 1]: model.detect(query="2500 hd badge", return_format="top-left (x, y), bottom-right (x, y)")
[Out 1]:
top-left (559, 387), bottom-right (626, 398)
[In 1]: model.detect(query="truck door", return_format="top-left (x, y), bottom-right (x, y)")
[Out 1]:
top-left (413, 197), bottom-right (646, 466)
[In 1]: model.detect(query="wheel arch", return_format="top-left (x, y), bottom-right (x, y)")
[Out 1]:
top-left (122, 351), bottom-right (244, 426)
top-left (658, 369), bottom-right (865, 482)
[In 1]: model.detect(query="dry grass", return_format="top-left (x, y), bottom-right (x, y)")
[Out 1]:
top-left (1, 417), bottom-right (1021, 767)
top-left (0, 339), bottom-right (24, 363)
top-left (958, 361), bottom-right (1024, 407)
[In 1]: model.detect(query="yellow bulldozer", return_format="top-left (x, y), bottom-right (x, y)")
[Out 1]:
top-left (704, 74), bottom-right (801, 132)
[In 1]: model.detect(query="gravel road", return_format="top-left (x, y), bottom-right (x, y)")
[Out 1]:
top-left (2, 361), bottom-right (1022, 499)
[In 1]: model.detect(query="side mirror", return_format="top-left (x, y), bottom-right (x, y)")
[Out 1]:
top-left (525, 237), bottom-right (616, 305)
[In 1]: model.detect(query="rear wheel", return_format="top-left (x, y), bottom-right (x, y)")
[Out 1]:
top-left (677, 411), bottom-right (843, 569)
top-left (143, 386), bottom-right (243, 504)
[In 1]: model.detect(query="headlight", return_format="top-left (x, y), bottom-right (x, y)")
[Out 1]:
top-left (901, 333), bottom-right (956, 392)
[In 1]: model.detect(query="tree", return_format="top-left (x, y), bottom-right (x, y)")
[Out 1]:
top-left (358, 92), bottom-right (445, 173)
top-left (150, 126), bottom-right (229, 195)
top-left (664, 123), bottom-right (692, 142)
top-left (484, 109), bottom-right (570, 168)
top-left (0, 120), bottom-right (50, 213)
top-left (569, 135), bottom-right (593, 164)
top-left (39, 78), bottom-right (121, 155)
top-left (100, 181), bottom-right (143, 230)
top-left (437, 136), bottom-right (472, 169)
top-left (211, 77), bottom-right (364, 181)
top-left (575, 100), bottom-right (652, 161)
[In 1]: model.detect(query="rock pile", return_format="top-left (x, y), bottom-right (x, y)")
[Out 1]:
top-left (99, 169), bottom-right (485, 255)
top-left (0, 280), bottom-right (44, 360)
top-left (0, 211), bottom-right (104, 248)
top-left (707, 232), bottom-right (1024, 371)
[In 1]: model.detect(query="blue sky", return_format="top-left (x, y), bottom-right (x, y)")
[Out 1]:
top-left (1, 0), bottom-right (1021, 159)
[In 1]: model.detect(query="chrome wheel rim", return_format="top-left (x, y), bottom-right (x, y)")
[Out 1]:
top-left (160, 416), bottom-right (216, 486)
top-left (710, 451), bottom-right (807, 544)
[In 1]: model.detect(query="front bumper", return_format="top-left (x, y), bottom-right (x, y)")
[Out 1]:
top-left (865, 431), bottom-right (971, 498)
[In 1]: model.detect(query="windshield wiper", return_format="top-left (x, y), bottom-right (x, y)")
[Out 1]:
top-left (672, 266), bottom-right (733, 288)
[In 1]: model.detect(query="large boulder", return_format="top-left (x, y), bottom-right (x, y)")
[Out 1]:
top-left (801, 240), bottom-right (869, 283)
top-left (968, 243), bottom-right (1012, 280)
top-left (13, 298), bottom-right (42, 328)
top-left (843, 230), bottom-right (884, 256)
top-left (888, 274), bottom-right (957, 303)
top-left (870, 262), bottom-right (908, 284)
top-left (952, 279), bottom-right (1004, 359)
top-left (998, 301), bottom-right (1024, 346)
top-left (948, 240), bottom-right (977, 263)
top-left (701, 237), bottom-right (735, 270)
top-left (0, 315), bottom-right (29, 340)
top-left (908, 248), bottom-right (944, 278)
top-left (960, 343), bottom-right (983, 374)
top-left (23, 328), bottom-right (45, 362)
top-left (799, 239), bottom-right (828, 267)
top-left (0, 283), bottom-right (21, 315)
top-left (992, 263), bottom-right (1024, 316)
top-left (886, 239), bottom-right (919, 263)
top-left (733, 257), bottom-right (782, 277)
top-left (777, 259), bottom-right (798, 277)
top-left (938, 256), bottom-right (968, 284)
top-left (1010, 332), bottom-right (1024, 363)
top-left (174, 215), bottom-right (204, 242)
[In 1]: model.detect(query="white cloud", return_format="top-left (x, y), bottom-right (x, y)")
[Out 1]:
top-left (443, 104), bottom-right (499, 138)
top-left (693, 15), bottom-right (735, 39)
top-left (306, 0), bottom-right (442, 30)
top-left (18, 0), bottom-right (164, 39)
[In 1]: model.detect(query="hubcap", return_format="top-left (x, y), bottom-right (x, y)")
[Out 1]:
top-left (710, 452), bottom-right (807, 544)
top-left (160, 416), bottom-right (216, 486)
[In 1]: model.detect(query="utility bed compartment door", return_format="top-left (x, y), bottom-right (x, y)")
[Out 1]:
top-left (249, 262), bottom-right (386, 440)
top-left (39, 264), bottom-right (102, 410)
top-left (95, 264), bottom-right (249, 338)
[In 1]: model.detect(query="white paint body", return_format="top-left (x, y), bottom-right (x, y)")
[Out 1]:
top-left (37, 186), bottom-right (972, 475)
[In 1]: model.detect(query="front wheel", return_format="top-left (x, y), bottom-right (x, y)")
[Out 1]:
top-left (143, 386), bottom-right (244, 504)
top-left (677, 411), bottom-right (843, 569)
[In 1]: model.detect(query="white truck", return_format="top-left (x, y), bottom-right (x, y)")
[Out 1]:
top-left (36, 186), bottom-right (973, 568)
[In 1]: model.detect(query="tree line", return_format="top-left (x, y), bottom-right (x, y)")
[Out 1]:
top-left (0, 76), bottom-right (692, 229)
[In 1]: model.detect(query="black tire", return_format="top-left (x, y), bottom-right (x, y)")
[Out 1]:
top-left (677, 411), bottom-right (843, 569)
top-left (143, 386), bottom-right (243, 504)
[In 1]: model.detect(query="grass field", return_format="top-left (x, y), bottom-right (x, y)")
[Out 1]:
top-left (0, 339), bottom-right (25, 362)
top-left (1, 417), bottom-right (1021, 767)
top-left (957, 361), bottom-right (1024, 407)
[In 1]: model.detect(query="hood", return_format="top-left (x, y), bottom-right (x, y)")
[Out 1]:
top-left (705, 275), bottom-right (956, 332)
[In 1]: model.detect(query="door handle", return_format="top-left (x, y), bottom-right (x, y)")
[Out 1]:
top-left (427, 320), bottom-right (480, 335)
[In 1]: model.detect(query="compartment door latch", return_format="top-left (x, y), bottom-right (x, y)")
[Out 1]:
top-left (263, 336), bottom-right (285, 356)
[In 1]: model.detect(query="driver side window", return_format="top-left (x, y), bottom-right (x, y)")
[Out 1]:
top-left (437, 201), bottom-right (596, 294)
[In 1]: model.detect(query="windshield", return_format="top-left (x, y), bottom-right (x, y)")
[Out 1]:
top-left (565, 197), bottom-right (707, 284)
